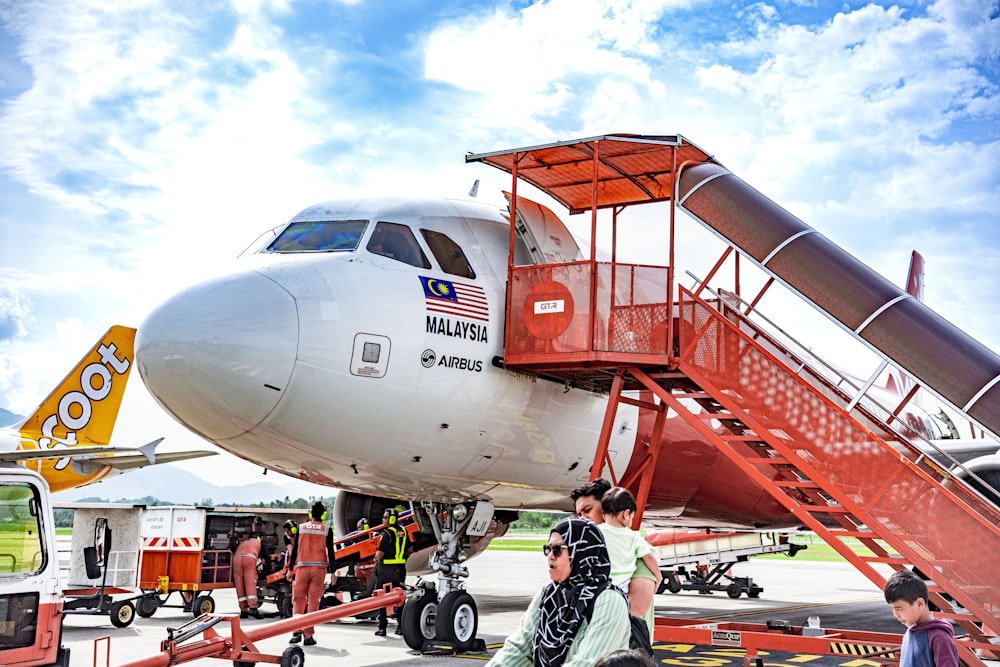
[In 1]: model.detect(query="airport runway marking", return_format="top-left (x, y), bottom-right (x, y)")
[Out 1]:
top-left (653, 643), bottom-right (895, 667)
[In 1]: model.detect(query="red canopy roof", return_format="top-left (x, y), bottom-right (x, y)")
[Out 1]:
top-left (466, 134), bottom-right (717, 214)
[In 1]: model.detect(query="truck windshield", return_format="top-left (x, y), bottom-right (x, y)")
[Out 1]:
top-left (0, 484), bottom-right (44, 575)
top-left (266, 220), bottom-right (368, 252)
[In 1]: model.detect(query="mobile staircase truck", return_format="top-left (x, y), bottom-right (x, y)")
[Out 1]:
top-left (0, 463), bottom-right (69, 667)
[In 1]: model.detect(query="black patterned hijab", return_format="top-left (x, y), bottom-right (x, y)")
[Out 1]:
top-left (532, 517), bottom-right (613, 667)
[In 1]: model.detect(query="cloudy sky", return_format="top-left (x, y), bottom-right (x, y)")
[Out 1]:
top-left (1, 0), bottom-right (998, 488)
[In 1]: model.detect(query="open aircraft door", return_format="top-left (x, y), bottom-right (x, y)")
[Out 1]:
top-left (503, 192), bottom-right (583, 265)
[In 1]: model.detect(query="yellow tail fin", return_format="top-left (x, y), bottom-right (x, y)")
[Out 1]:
top-left (18, 325), bottom-right (136, 450)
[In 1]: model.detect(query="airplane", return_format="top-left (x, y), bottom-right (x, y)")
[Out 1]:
top-left (134, 178), bottom-right (1000, 648)
top-left (1, 324), bottom-right (215, 493)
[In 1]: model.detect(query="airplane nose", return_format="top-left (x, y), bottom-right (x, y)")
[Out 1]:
top-left (136, 270), bottom-right (298, 441)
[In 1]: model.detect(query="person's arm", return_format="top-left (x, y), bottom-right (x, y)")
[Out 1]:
top-left (286, 532), bottom-right (300, 580)
top-left (485, 589), bottom-right (542, 666)
top-left (374, 531), bottom-right (389, 563)
top-left (929, 627), bottom-right (960, 667)
top-left (640, 552), bottom-right (662, 588)
top-left (564, 589), bottom-right (630, 666)
top-left (325, 526), bottom-right (336, 574)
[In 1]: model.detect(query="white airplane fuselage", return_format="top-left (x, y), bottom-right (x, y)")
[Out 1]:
top-left (137, 197), bottom-right (652, 510)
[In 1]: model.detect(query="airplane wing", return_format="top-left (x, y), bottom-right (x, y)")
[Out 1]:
top-left (0, 437), bottom-right (217, 469)
top-left (69, 449), bottom-right (218, 475)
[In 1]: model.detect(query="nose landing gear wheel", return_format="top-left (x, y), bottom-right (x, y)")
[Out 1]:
top-left (401, 590), bottom-right (438, 650)
top-left (435, 591), bottom-right (478, 652)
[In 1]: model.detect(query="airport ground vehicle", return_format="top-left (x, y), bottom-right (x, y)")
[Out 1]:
top-left (0, 463), bottom-right (69, 667)
top-left (61, 505), bottom-right (308, 621)
top-left (649, 529), bottom-right (805, 598)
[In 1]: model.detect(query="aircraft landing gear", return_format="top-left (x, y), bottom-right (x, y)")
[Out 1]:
top-left (399, 501), bottom-right (492, 652)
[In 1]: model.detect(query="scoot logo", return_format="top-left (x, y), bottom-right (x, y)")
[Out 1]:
top-left (40, 342), bottom-right (131, 470)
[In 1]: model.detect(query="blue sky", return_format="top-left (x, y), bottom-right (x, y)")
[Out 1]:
top-left (1, 0), bottom-right (998, 487)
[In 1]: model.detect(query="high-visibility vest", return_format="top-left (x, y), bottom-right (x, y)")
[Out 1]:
top-left (383, 525), bottom-right (407, 565)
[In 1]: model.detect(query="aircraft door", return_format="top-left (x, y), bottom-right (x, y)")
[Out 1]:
top-left (503, 192), bottom-right (584, 264)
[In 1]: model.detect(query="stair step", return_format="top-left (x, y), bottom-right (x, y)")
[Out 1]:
top-left (774, 480), bottom-right (819, 489)
top-left (744, 457), bottom-right (791, 465)
top-left (801, 505), bottom-right (852, 514)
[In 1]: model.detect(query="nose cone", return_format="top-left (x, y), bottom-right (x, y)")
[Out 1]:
top-left (136, 270), bottom-right (298, 441)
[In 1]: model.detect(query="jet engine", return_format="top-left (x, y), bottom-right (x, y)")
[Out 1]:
top-left (952, 454), bottom-right (1000, 507)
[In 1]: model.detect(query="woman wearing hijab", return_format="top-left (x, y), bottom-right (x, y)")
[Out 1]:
top-left (487, 517), bottom-right (629, 667)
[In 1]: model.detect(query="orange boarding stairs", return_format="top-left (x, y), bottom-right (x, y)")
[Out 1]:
top-left (467, 134), bottom-right (1000, 667)
top-left (649, 285), bottom-right (1000, 665)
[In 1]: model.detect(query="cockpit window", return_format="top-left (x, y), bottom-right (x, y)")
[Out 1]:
top-left (366, 221), bottom-right (431, 269)
top-left (266, 220), bottom-right (368, 253)
top-left (420, 229), bottom-right (476, 279)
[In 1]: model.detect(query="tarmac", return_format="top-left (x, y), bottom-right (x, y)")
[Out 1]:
top-left (60, 550), bottom-right (947, 667)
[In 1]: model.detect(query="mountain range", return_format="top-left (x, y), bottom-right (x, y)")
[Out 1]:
top-left (53, 461), bottom-right (328, 505)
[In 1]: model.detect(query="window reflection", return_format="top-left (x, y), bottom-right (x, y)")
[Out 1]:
top-left (266, 220), bottom-right (368, 252)
top-left (421, 229), bottom-right (476, 279)
top-left (366, 221), bottom-right (431, 269)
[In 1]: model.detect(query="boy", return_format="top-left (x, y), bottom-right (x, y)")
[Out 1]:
top-left (884, 570), bottom-right (958, 667)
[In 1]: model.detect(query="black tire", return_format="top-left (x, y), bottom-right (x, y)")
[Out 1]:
top-left (280, 646), bottom-right (305, 667)
top-left (665, 573), bottom-right (682, 594)
top-left (435, 591), bottom-right (478, 652)
top-left (191, 594), bottom-right (215, 617)
top-left (110, 600), bottom-right (136, 628)
top-left (136, 595), bottom-right (161, 618)
top-left (401, 590), bottom-right (438, 650)
top-left (278, 594), bottom-right (293, 618)
top-left (726, 583), bottom-right (742, 599)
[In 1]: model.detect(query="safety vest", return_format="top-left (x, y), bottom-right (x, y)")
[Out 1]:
top-left (383, 525), bottom-right (407, 565)
top-left (296, 520), bottom-right (330, 568)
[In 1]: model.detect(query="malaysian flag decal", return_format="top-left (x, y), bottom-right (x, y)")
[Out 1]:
top-left (419, 276), bottom-right (489, 322)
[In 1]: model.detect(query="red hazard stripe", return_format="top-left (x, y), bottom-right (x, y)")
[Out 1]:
top-left (172, 537), bottom-right (201, 548)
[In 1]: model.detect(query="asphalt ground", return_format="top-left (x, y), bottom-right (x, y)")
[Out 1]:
top-left (56, 551), bottom-right (972, 667)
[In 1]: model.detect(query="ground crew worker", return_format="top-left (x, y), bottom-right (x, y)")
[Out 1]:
top-left (372, 507), bottom-right (408, 636)
top-left (286, 502), bottom-right (336, 646)
top-left (280, 519), bottom-right (297, 568)
top-left (233, 530), bottom-right (263, 619)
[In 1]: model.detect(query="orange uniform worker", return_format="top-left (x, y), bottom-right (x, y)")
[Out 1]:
top-left (233, 531), bottom-right (263, 619)
top-left (286, 502), bottom-right (336, 646)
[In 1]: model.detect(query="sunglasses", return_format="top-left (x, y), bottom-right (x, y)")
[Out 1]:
top-left (542, 543), bottom-right (568, 557)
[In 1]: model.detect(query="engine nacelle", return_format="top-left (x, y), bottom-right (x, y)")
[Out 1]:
top-left (952, 454), bottom-right (1000, 507)
top-left (332, 490), bottom-right (406, 539)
